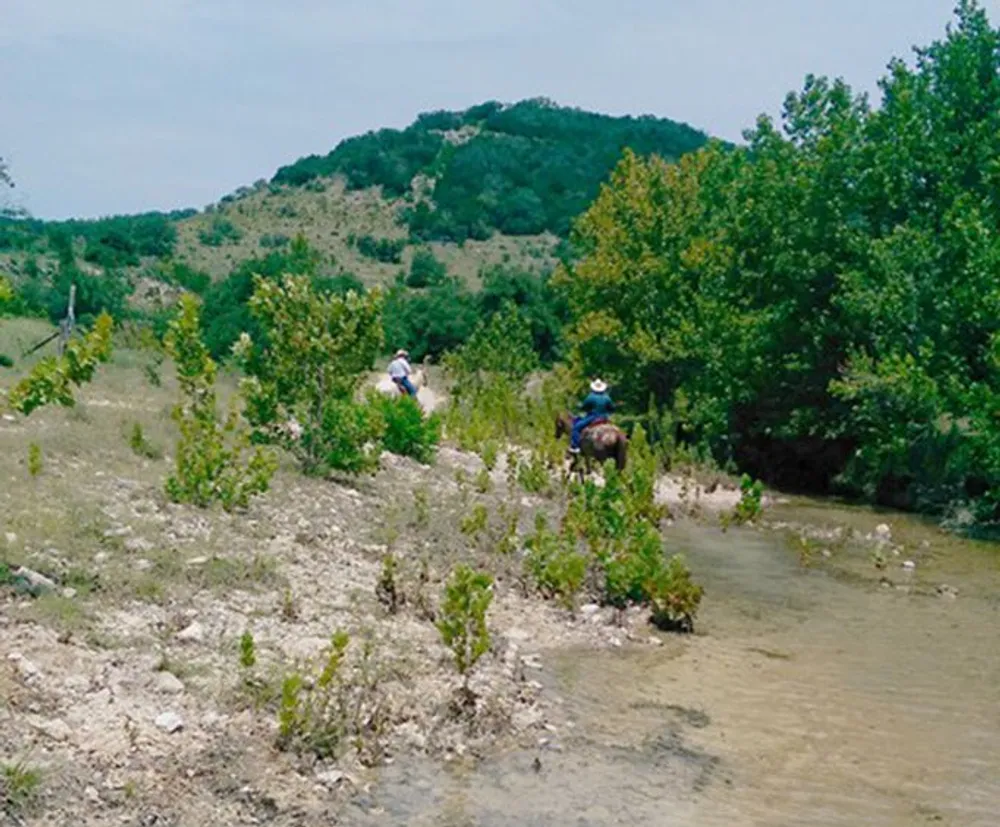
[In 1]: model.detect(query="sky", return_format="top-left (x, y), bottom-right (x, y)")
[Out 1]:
top-left (1, 0), bottom-right (974, 219)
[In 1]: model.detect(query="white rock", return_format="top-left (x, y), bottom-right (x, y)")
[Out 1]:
top-left (579, 604), bottom-right (601, 618)
top-left (154, 712), bottom-right (184, 734)
top-left (62, 587), bottom-right (78, 599)
top-left (8, 652), bottom-right (40, 681)
top-left (874, 523), bottom-right (892, 541)
top-left (175, 622), bottom-right (205, 644)
top-left (37, 718), bottom-right (72, 742)
top-left (14, 566), bottom-right (57, 591)
top-left (315, 769), bottom-right (345, 788)
top-left (2, 414), bottom-right (16, 423)
top-left (125, 537), bottom-right (154, 554)
top-left (63, 674), bottom-right (91, 693)
top-left (902, 560), bottom-right (916, 571)
top-left (185, 556), bottom-right (209, 567)
top-left (200, 712), bottom-right (228, 728)
top-left (4, 532), bottom-right (16, 545)
top-left (154, 671), bottom-right (185, 694)
top-left (94, 552), bottom-right (109, 565)
top-left (84, 785), bottom-right (100, 804)
top-left (134, 559), bottom-right (153, 571)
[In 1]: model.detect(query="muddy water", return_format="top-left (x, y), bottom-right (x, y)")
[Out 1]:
top-left (353, 502), bottom-right (1000, 826)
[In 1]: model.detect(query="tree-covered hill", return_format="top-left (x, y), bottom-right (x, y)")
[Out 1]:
top-left (272, 98), bottom-right (710, 241)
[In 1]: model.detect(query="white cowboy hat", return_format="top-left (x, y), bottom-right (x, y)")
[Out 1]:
top-left (395, 349), bottom-right (409, 358)
top-left (590, 379), bottom-right (607, 393)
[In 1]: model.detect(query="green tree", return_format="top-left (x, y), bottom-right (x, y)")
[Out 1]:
top-left (236, 274), bottom-right (385, 475)
top-left (559, 2), bottom-right (1000, 527)
top-left (406, 247), bottom-right (447, 288)
top-left (164, 295), bottom-right (277, 510)
top-left (7, 314), bottom-right (114, 416)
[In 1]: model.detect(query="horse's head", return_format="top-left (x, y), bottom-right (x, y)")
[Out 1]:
top-left (555, 412), bottom-right (571, 439)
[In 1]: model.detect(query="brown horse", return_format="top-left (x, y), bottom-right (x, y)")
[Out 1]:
top-left (555, 412), bottom-right (628, 480)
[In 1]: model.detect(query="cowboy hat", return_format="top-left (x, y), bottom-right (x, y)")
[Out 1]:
top-left (395, 349), bottom-right (409, 358)
top-left (590, 379), bottom-right (607, 393)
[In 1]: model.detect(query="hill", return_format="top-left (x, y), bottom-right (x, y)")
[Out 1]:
top-left (272, 97), bottom-right (710, 241)
top-left (1, 98), bottom-right (709, 284)
top-left (0, 99), bottom-right (710, 361)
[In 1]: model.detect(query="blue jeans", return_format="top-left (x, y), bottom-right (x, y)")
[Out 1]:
top-left (393, 376), bottom-right (417, 397)
top-left (571, 413), bottom-right (602, 449)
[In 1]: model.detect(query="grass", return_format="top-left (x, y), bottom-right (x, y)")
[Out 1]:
top-left (2, 758), bottom-right (42, 816)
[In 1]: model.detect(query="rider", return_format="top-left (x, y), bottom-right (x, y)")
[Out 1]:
top-left (570, 379), bottom-right (614, 453)
top-left (388, 349), bottom-right (417, 397)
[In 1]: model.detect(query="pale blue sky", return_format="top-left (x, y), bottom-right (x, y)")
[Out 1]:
top-left (2, 0), bottom-right (971, 219)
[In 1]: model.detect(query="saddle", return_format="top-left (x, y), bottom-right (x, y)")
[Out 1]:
top-left (583, 417), bottom-right (609, 432)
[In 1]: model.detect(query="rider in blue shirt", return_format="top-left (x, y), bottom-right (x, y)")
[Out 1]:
top-left (570, 379), bottom-right (614, 452)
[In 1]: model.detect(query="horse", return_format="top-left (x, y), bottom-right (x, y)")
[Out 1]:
top-left (555, 412), bottom-right (628, 481)
top-left (375, 360), bottom-right (429, 399)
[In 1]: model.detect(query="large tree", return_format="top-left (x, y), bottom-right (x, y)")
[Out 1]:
top-left (559, 1), bottom-right (1000, 524)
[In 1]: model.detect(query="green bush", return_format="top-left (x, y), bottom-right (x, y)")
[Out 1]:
top-left (406, 247), bottom-right (447, 288)
top-left (235, 272), bottom-right (384, 476)
top-left (524, 515), bottom-right (587, 608)
top-left (368, 391), bottom-right (441, 464)
top-left (646, 555), bottom-right (704, 632)
top-left (436, 565), bottom-right (494, 690)
top-left (8, 313), bottom-right (114, 416)
top-left (164, 295), bottom-right (277, 510)
top-left (354, 234), bottom-right (405, 264)
top-left (199, 218), bottom-right (243, 247)
top-left (309, 397), bottom-right (384, 475)
top-left (732, 474), bottom-right (764, 524)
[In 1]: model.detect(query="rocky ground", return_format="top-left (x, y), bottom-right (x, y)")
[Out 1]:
top-left (0, 353), bottom-right (750, 827)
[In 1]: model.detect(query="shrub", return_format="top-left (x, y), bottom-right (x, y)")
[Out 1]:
top-left (355, 234), bottom-right (406, 264)
top-left (128, 422), bottom-right (161, 460)
top-left (368, 391), bottom-right (441, 464)
top-left (646, 555), bottom-right (704, 632)
top-left (164, 261), bottom-right (211, 294)
top-left (516, 449), bottom-right (551, 494)
top-left (460, 502), bottom-right (489, 540)
top-left (27, 443), bottom-right (42, 477)
top-left (7, 313), bottom-right (114, 416)
top-left (275, 631), bottom-right (390, 764)
top-left (2, 758), bottom-right (42, 817)
top-left (236, 274), bottom-right (384, 475)
top-left (259, 233), bottom-right (290, 249)
top-left (732, 474), bottom-right (764, 524)
top-left (308, 397), bottom-right (384, 475)
top-left (406, 247), bottom-right (447, 288)
top-left (436, 565), bottom-right (494, 691)
top-left (277, 631), bottom-right (350, 758)
top-left (164, 295), bottom-right (277, 510)
top-left (524, 514), bottom-right (587, 609)
top-left (199, 218), bottom-right (243, 247)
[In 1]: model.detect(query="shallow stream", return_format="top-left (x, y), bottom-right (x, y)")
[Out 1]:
top-left (352, 499), bottom-right (1000, 825)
